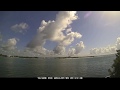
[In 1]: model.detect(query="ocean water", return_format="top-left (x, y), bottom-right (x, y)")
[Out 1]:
top-left (0, 54), bottom-right (116, 78)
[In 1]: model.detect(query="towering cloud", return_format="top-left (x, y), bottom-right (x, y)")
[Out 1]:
top-left (27, 11), bottom-right (79, 47)
top-left (11, 23), bottom-right (29, 33)
top-left (27, 11), bottom-right (83, 55)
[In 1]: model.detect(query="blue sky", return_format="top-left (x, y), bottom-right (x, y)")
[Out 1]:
top-left (0, 11), bottom-right (120, 56)
top-left (0, 11), bottom-right (57, 49)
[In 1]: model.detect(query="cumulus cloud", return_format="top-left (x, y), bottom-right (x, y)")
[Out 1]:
top-left (68, 47), bottom-right (76, 56)
top-left (66, 28), bottom-right (72, 34)
top-left (60, 31), bottom-right (82, 46)
top-left (68, 41), bottom-right (85, 56)
top-left (90, 37), bottom-right (120, 55)
top-left (27, 11), bottom-right (83, 55)
top-left (90, 46), bottom-right (116, 55)
top-left (53, 45), bottom-right (65, 55)
top-left (29, 46), bottom-right (53, 55)
top-left (116, 37), bottom-right (120, 50)
top-left (75, 41), bottom-right (85, 54)
top-left (27, 11), bottom-right (79, 48)
top-left (1, 38), bottom-right (18, 50)
top-left (11, 23), bottom-right (29, 33)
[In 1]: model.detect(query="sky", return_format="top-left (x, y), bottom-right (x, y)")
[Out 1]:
top-left (0, 11), bottom-right (120, 57)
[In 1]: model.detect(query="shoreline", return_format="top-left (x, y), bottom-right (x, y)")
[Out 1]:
top-left (0, 53), bottom-right (115, 59)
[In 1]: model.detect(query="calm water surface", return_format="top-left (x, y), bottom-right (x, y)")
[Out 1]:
top-left (0, 55), bottom-right (115, 77)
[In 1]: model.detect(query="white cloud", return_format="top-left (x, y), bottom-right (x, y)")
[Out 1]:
top-left (90, 48), bottom-right (98, 55)
top-left (90, 37), bottom-right (120, 55)
top-left (27, 11), bottom-right (83, 56)
top-left (21, 47), bottom-right (54, 57)
top-left (30, 46), bottom-right (53, 55)
top-left (68, 41), bottom-right (85, 56)
top-left (33, 46), bottom-right (47, 55)
top-left (90, 46), bottom-right (116, 55)
top-left (68, 47), bottom-right (75, 56)
top-left (75, 41), bottom-right (85, 54)
top-left (60, 31), bottom-right (82, 46)
top-left (0, 11), bottom-right (82, 57)
top-left (11, 23), bottom-right (29, 33)
top-left (27, 11), bottom-right (79, 48)
top-left (66, 28), bottom-right (72, 34)
top-left (116, 37), bottom-right (120, 50)
top-left (2, 38), bottom-right (18, 50)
